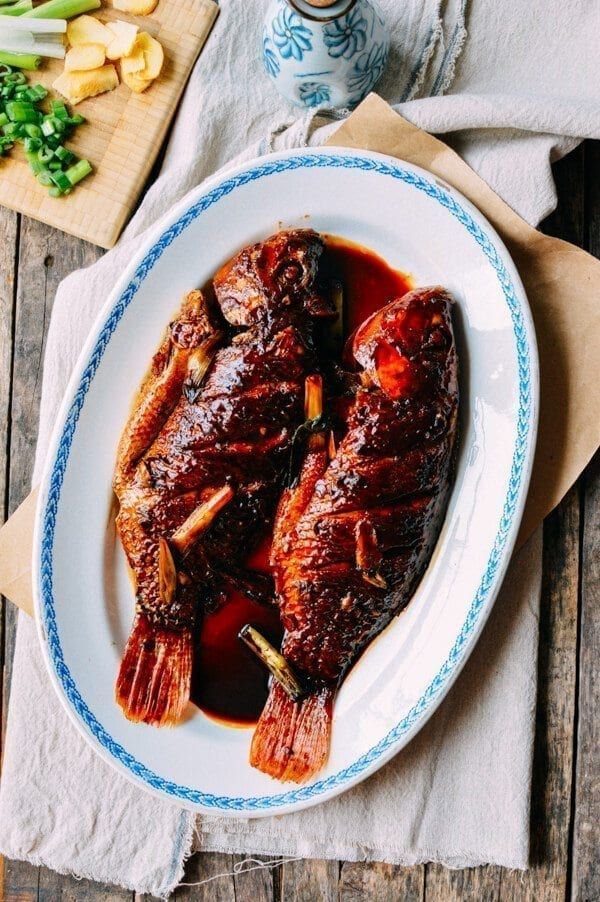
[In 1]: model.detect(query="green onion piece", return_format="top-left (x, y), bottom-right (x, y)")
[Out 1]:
top-left (49, 168), bottom-right (69, 191)
top-left (4, 70), bottom-right (25, 84)
top-left (51, 99), bottom-right (68, 119)
top-left (23, 121), bottom-right (40, 137)
top-left (66, 113), bottom-right (84, 125)
top-left (0, 49), bottom-right (40, 69)
top-left (5, 100), bottom-right (38, 121)
top-left (64, 157), bottom-right (91, 186)
top-left (0, 112), bottom-right (7, 127)
top-left (18, 87), bottom-right (38, 101)
top-left (54, 143), bottom-right (72, 162)
top-left (48, 185), bottom-right (61, 197)
top-left (25, 149), bottom-right (42, 172)
top-left (36, 169), bottom-right (52, 186)
top-left (23, 0), bottom-right (100, 19)
top-left (40, 117), bottom-right (55, 136)
top-left (23, 135), bottom-right (40, 151)
top-left (37, 144), bottom-right (53, 163)
top-left (48, 159), bottom-right (61, 170)
top-left (0, 0), bottom-right (33, 15)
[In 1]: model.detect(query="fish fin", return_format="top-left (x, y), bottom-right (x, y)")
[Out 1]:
top-left (115, 613), bottom-right (192, 726)
top-left (250, 682), bottom-right (334, 783)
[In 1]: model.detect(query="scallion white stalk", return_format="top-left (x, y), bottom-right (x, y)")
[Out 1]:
top-left (0, 13), bottom-right (66, 30)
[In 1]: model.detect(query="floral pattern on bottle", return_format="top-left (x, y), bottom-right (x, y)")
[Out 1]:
top-left (272, 6), bottom-right (313, 61)
top-left (298, 81), bottom-right (332, 108)
top-left (323, 6), bottom-right (368, 60)
top-left (262, 0), bottom-right (389, 110)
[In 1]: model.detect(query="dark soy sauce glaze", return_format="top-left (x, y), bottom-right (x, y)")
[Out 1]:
top-left (191, 236), bottom-right (412, 726)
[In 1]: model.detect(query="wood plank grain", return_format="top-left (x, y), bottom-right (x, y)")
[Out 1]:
top-left (173, 852), bottom-right (235, 901)
top-left (38, 868), bottom-right (132, 901)
top-left (570, 138), bottom-right (600, 902)
top-left (2, 858), bottom-right (39, 902)
top-left (0, 206), bottom-right (18, 755)
top-left (280, 859), bottom-right (338, 902)
top-left (571, 452), bottom-right (599, 902)
top-left (340, 862), bottom-right (424, 901)
top-left (424, 865), bottom-right (501, 901)
top-left (232, 853), bottom-right (278, 902)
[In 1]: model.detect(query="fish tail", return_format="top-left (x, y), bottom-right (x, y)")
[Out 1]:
top-left (115, 613), bottom-right (192, 726)
top-left (250, 682), bottom-right (334, 782)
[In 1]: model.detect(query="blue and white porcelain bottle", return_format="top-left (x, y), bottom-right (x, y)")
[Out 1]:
top-left (262, 0), bottom-right (389, 110)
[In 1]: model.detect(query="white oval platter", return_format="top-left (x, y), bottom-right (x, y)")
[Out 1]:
top-left (33, 147), bottom-right (538, 817)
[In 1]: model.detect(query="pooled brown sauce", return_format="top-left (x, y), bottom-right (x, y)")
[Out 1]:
top-left (191, 536), bottom-right (283, 725)
top-left (192, 236), bottom-right (412, 726)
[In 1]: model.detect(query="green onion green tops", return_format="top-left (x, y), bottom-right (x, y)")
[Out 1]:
top-left (0, 64), bottom-right (92, 196)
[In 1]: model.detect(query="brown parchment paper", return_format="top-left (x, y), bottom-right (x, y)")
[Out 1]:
top-left (1, 93), bottom-right (599, 615)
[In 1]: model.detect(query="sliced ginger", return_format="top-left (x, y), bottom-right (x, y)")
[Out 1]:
top-left (110, 0), bottom-right (159, 16)
top-left (106, 20), bottom-right (139, 60)
top-left (120, 31), bottom-right (163, 92)
top-left (120, 45), bottom-right (145, 73)
top-left (121, 69), bottom-right (153, 93)
top-left (132, 31), bottom-right (163, 80)
top-left (53, 64), bottom-right (119, 105)
top-left (59, 14), bottom-right (163, 103)
top-left (67, 15), bottom-right (113, 48)
top-left (65, 43), bottom-right (106, 73)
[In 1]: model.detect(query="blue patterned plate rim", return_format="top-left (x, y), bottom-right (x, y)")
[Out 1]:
top-left (33, 147), bottom-right (539, 816)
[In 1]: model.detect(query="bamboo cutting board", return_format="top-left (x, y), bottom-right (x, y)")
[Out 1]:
top-left (0, 0), bottom-right (218, 248)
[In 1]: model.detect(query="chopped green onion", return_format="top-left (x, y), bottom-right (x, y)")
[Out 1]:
top-left (37, 143), bottom-right (53, 162)
top-left (23, 120), bottom-right (40, 136)
top-left (54, 143), bottom-right (72, 162)
top-left (49, 168), bottom-right (69, 191)
top-left (65, 157), bottom-right (91, 186)
top-left (4, 70), bottom-right (25, 83)
top-left (25, 149), bottom-right (42, 172)
top-left (5, 100), bottom-right (38, 121)
top-left (0, 0), bottom-right (33, 16)
top-left (0, 64), bottom-right (90, 197)
top-left (40, 116), bottom-right (55, 135)
top-left (23, 0), bottom-right (100, 19)
top-left (0, 50), bottom-right (40, 69)
top-left (51, 99), bottom-right (68, 119)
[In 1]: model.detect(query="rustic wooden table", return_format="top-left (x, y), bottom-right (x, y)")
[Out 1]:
top-left (0, 142), bottom-right (598, 902)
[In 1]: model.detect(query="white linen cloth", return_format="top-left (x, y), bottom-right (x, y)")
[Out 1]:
top-left (1, 0), bottom-right (598, 896)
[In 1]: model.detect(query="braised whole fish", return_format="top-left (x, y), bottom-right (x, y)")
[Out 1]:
top-left (114, 229), bottom-right (334, 726)
top-left (250, 286), bottom-right (459, 782)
